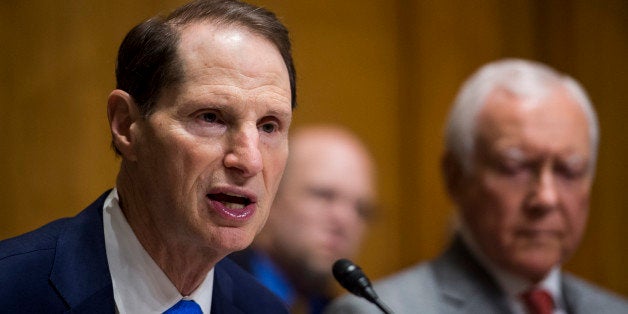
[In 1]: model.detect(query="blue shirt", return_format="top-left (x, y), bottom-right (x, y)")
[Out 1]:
top-left (230, 249), bottom-right (330, 314)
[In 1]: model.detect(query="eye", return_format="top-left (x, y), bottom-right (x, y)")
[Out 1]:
top-left (554, 162), bottom-right (587, 180)
top-left (259, 121), bottom-right (278, 134)
top-left (308, 187), bottom-right (337, 203)
top-left (200, 112), bottom-right (218, 123)
top-left (494, 159), bottom-right (524, 175)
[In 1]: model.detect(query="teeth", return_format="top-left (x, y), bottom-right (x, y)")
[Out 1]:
top-left (223, 202), bottom-right (246, 210)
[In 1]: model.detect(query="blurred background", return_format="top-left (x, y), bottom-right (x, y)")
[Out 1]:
top-left (1, 0), bottom-right (626, 296)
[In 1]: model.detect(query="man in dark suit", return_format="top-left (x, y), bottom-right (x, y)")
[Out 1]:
top-left (326, 59), bottom-right (628, 313)
top-left (0, 0), bottom-right (295, 313)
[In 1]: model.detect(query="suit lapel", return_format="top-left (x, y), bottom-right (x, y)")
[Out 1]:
top-left (432, 236), bottom-right (510, 313)
top-left (49, 192), bottom-right (115, 313)
top-left (211, 261), bottom-right (244, 314)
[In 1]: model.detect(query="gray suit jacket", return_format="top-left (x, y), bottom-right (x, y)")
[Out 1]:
top-left (325, 237), bottom-right (628, 314)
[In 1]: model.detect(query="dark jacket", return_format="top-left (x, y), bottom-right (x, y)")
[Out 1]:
top-left (0, 191), bottom-right (288, 313)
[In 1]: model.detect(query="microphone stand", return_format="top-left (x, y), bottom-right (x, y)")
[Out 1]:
top-left (371, 293), bottom-right (394, 314)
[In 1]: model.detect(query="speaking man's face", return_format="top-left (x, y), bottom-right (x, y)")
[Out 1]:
top-left (128, 22), bottom-right (292, 258)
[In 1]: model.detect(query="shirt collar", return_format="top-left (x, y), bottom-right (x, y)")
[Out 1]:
top-left (103, 188), bottom-right (214, 313)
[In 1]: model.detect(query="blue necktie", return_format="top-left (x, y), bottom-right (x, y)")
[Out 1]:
top-left (164, 299), bottom-right (203, 314)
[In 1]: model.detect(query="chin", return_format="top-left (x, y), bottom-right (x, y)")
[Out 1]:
top-left (213, 227), bottom-right (255, 253)
top-left (509, 255), bottom-right (558, 282)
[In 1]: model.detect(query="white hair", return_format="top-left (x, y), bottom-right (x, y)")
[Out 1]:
top-left (444, 58), bottom-right (599, 173)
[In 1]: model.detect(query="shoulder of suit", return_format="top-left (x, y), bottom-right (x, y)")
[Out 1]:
top-left (325, 262), bottom-right (439, 314)
top-left (374, 262), bottom-right (434, 291)
top-left (0, 216), bottom-right (70, 261)
top-left (374, 262), bottom-right (439, 311)
top-left (0, 190), bottom-right (111, 261)
top-left (562, 272), bottom-right (628, 310)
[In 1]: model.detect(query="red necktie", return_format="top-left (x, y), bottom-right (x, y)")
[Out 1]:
top-left (521, 289), bottom-right (554, 314)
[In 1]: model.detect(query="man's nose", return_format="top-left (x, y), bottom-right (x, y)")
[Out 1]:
top-left (223, 125), bottom-right (263, 177)
top-left (528, 167), bottom-right (559, 213)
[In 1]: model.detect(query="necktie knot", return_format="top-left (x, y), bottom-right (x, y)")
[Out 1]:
top-left (521, 288), bottom-right (554, 314)
top-left (164, 299), bottom-right (202, 314)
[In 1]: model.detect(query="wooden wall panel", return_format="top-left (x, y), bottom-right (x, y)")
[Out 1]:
top-left (565, 0), bottom-right (628, 296)
top-left (0, 0), bottom-right (187, 238)
top-left (1, 0), bottom-right (626, 297)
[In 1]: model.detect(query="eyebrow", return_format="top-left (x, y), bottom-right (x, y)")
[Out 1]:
top-left (263, 107), bottom-right (292, 119)
top-left (562, 154), bottom-right (587, 167)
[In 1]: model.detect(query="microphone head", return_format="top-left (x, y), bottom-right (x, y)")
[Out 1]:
top-left (332, 258), bottom-right (374, 299)
top-left (333, 259), bottom-right (393, 314)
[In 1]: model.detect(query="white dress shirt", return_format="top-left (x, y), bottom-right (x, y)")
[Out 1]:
top-left (460, 225), bottom-right (566, 314)
top-left (103, 189), bottom-right (214, 313)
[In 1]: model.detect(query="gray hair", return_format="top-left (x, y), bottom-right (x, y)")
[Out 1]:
top-left (444, 58), bottom-right (599, 173)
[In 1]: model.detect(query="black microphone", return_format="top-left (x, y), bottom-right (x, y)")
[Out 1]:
top-left (332, 258), bottom-right (394, 314)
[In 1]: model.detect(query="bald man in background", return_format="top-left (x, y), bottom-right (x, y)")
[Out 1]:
top-left (230, 125), bottom-right (377, 314)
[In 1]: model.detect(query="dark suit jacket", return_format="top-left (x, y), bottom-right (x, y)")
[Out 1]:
top-left (0, 191), bottom-right (288, 313)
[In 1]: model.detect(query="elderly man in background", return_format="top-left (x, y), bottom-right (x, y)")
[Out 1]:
top-left (0, 0), bottom-right (296, 312)
top-left (326, 59), bottom-right (628, 313)
top-left (231, 125), bottom-right (378, 314)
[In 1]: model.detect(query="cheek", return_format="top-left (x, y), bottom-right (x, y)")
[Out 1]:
top-left (571, 210), bottom-right (589, 245)
top-left (271, 196), bottom-right (308, 229)
top-left (135, 138), bottom-right (184, 189)
top-left (285, 201), bottom-right (329, 240)
top-left (286, 201), bottom-right (323, 231)
top-left (563, 192), bottom-right (590, 240)
top-left (262, 148), bottom-right (288, 188)
top-left (463, 177), bottom-right (523, 235)
top-left (483, 176), bottom-right (528, 215)
top-left (349, 221), bottom-right (368, 245)
top-left (143, 130), bottom-right (201, 171)
top-left (168, 147), bottom-right (218, 190)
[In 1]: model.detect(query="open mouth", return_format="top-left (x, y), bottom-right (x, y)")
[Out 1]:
top-left (205, 189), bottom-right (257, 221)
top-left (207, 193), bottom-right (252, 209)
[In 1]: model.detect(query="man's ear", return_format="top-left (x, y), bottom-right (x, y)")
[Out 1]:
top-left (442, 151), bottom-right (465, 203)
top-left (107, 89), bottom-right (140, 161)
